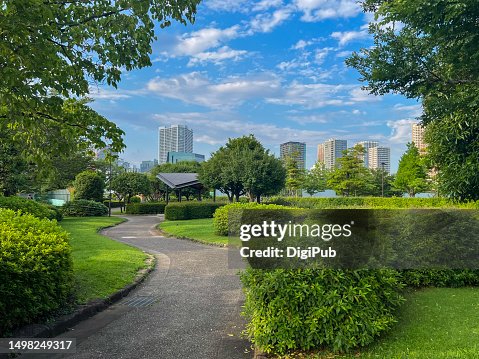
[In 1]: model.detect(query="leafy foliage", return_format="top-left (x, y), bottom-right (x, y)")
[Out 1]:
top-left (283, 154), bottom-right (305, 197)
top-left (213, 202), bottom-right (289, 236)
top-left (0, 209), bottom-right (73, 335)
top-left (73, 170), bottom-right (105, 203)
top-left (302, 162), bottom-right (328, 196)
top-left (241, 268), bottom-right (405, 354)
top-left (111, 172), bottom-right (150, 204)
top-left (199, 135), bottom-right (285, 202)
top-left (327, 145), bottom-right (373, 196)
top-left (346, 0), bottom-right (479, 201)
top-left (61, 200), bottom-right (108, 217)
top-left (393, 143), bottom-right (430, 197)
top-left (164, 202), bottom-right (225, 221)
top-left (0, 196), bottom-right (61, 220)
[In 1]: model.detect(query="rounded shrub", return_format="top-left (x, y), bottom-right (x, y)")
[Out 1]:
top-left (0, 196), bottom-right (60, 220)
top-left (0, 209), bottom-right (73, 335)
top-left (213, 202), bottom-right (289, 236)
top-left (73, 170), bottom-right (105, 202)
top-left (61, 199), bottom-right (108, 217)
top-left (241, 268), bottom-right (405, 354)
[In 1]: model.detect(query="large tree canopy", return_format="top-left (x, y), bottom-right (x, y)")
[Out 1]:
top-left (1, 0), bottom-right (200, 154)
top-left (347, 0), bottom-right (479, 201)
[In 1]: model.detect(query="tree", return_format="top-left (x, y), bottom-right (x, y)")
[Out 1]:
top-left (73, 171), bottom-right (105, 202)
top-left (284, 155), bottom-right (305, 197)
top-left (111, 172), bottom-right (150, 206)
top-left (2, 1), bottom-right (199, 157)
top-left (302, 162), bottom-right (328, 196)
top-left (199, 135), bottom-right (286, 202)
top-left (365, 169), bottom-right (402, 197)
top-left (346, 0), bottom-right (479, 201)
top-left (393, 143), bottom-right (430, 197)
top-left (327, 145), bottom-right (372, 197)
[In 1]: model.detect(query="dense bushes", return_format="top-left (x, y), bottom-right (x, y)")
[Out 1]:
top-left (73, 170), bottom-right (104, 202)
top-left (241, 268), bottom-right (405, 354)
top-left (0, 209), bottom-right (73, 335)
top-left (213, 202), bottom-right (290, 236)
top-left (165, 202), bottom-right (225, 220)
top-left (61, 199), bottom-right (108, 216)
top-left (103, 200), bottom-right (125, 208)
top-left (0, 196), bottom-right (61, 220)
top-left (126, 202), bottom-right (166, 214)
top-left (264, 196), bottom-right (478, 209)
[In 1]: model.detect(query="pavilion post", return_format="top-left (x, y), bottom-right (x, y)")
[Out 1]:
top-left (178, 188), bottom-right (182, 202)
top-left (198, 188), bottom-right (202, 201)
top-left (213, 188), bottom-right (216, 202)
top-left (166, 187), bottom-right (169, 204)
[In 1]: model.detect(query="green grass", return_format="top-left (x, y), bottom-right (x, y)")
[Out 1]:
top-left (60, 217), bottom-right (148, 303)
top-left (281, 288), bottom-right (479, 359)
top-left (159, 218), bottom-right (240, 246)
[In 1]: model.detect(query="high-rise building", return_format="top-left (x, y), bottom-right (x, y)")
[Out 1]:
top-left (158, 125), bottom-right (193, 164)
top-left (323, 139), bottom-right (347, 169)
top-left (354, 141), bottom-right (379, 167)
top-left (317, 143), bottom-right (325, 164)
top-left (140, 159), bottom-right (158, 173)
top-left (368, 146), bottom-right (391, 174)
top-left (412, 123), bottom-right (427, 153)
top-left (280, 142), bottom-right (306, 170)
top-left (167, 152), bottom-right (205, 164)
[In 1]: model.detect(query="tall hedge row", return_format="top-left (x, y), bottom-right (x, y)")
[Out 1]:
top-left (264, 196), bottom-right (478, 209)
top-left (164, 202), bottom-right (225, 220)
top-left (0, 209), bottom-right (73, 335)
top-left (126, 202), bottom-right (166, 214)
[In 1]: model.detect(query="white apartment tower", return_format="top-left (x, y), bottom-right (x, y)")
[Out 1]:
top-left (323, 139), bottom-right (347, 169)
top-left (354, 141), bottom-right (379, 167)
top-left (368, 146), bottom-right (391, 174)
top-left (158, 125), bottom-right (193, 164)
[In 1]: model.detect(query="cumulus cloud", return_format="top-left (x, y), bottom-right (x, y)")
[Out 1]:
top-left (294, 0), bottom-right (361, 22)
top-left (187, 46), bottom-right (248, 66)
top-left (252, 0), bottom-right (283, 11)
top-left (331, 29), bottom-right (369, 46)
top-left (350, 87), bottom-right (381, 102)
top-left (146, 72), bottom-right (281, 109)
top-left (249, 8), bottom-right (293, 33)
top-left (393, 103), bottom-right (423, 117)
top-left (174, 26), bottom-right (241, 56)
top-left (387, 119), bottom-right (417, 143)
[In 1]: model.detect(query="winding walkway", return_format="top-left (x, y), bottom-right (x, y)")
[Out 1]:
top-left (33, 215), bottom-right (251, 359)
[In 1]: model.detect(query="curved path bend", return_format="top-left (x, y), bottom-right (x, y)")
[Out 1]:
top-left (32, 215), bottom-right (251, 359)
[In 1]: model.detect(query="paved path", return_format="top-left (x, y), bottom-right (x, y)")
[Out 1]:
top-left (30, 215), bottom-right (251, 359)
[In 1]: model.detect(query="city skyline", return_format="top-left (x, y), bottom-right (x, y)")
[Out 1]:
top-left (88, 0), bottom-right (423, 172)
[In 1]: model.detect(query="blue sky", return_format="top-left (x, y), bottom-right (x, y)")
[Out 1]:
top-left (89, 0), bottom-right (422, 172)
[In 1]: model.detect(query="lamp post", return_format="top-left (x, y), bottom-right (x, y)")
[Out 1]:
top-left (380, 162), bottom-right (386, 197)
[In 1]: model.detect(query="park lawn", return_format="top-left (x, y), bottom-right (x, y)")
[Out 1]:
top-left (159, 218), bottom-right (240, 246)
top-left (60, 217), bottom-right (148, 303)
top-left (280, 287), bottom-right (479, 359)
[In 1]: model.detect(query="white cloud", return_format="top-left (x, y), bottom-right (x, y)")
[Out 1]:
top-left (288, 114), bottom-right (328, 125)
top-left (294, 0), bottom-right (361, 22)
top-left (249, 8), bottom-right (292, 33)
top-left (350, 87), bottom-right (381, 102)
top-left (174, 26), bottom-right (241, 56)
top-left (336, 50), bottom-right (352, 58)
top-left (204, 0), bottom-right (250, 12)
top-left (314, 47), bottom-right (334, 64)
top-left (331, 30), bottom-right (369, 46)
top-left (387, 119), bottom-right (417, 143)
top-left (146, 72), bottom-right (281, 109)
top-left (393, 103), bottom-right (422, 117)
top-left (188, 46), bottom-right (248, 66)
top-left (252, 0), bottom-right (283, 11)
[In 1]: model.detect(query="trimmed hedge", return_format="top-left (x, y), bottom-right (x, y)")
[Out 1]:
top-left (165, 202), bottom-right (225, 220)
top-left (103, 200), bottom-right (125, 208)
top-left (264, 196), bottom-right (479, 209)
top-left (61, 199), bottom-right (108, 217)
top-left (213, 202), bottom-right (290, 236)
top-left (241, 268), bottom-right (405, 354)
top-left (0, 196), bottom-right (60, 221)
top-left (126, 202), bottom-right (166, 214)
top-left (0, 209), bottom-right (73, 335)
